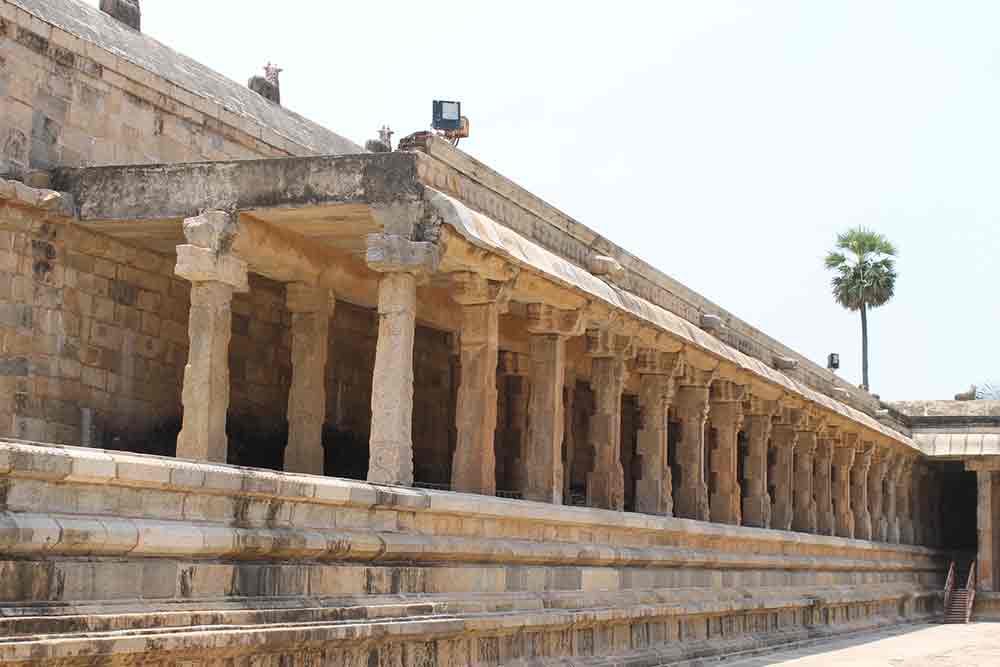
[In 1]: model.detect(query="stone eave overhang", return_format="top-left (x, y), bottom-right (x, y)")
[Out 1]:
top-left (50, 154), bottom-right (922, 458)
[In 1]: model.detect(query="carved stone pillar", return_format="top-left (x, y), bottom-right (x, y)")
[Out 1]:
top-left (926, 468), bottom-right (940, 547)
top-left (792, 411), bottom-right (824, 534)
top-left (977, 470), bottom-right (995, 592)
top-left (522, 305), bottom-right (583, 504)
top-left (708, 379), bottom-right (746, 525)
top-left (885, 455), bottom-right (902, 543)
top-left (284, 284), bottom-right (333, 475)
top-left (851, 441), bottom-right (874, 541)
top-left (634, 349), bottom-right (681, 516)
top-left (814, 426), bottom-right (836, 536)
top-left (673, 364), bottom-right (716, 521)
top-left (867, 447), bottom-right (888, 542)
top-left (499, 352), bottom-right (530, 495)
top-left (450, 273), bottom-right (506, 495)
top-left (174, 211), bottom-right (249, 463)
top-left (897, 457), bottom-right (915, 544)
top-left (911, 464), bottom-right (927, 546)
top-left (742, 396), bottom-right (779, 528)
top-left (365, 234), bottom-right (440, 486)
top-left (770, 406), bottom-right (802, 531)
top-left (585, 328), bottom-right (632, 510)
top-left (832, 438), bottom-right (856, 539)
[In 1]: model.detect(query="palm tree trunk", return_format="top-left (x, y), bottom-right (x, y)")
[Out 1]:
top-left (860, 304), bottom-right (869, 391)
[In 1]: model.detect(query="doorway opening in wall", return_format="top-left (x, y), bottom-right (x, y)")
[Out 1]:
top-left (937, 463), bottom-right (977, 552)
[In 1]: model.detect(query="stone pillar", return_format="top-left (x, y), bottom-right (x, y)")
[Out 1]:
top-left (174, 211), bottom-right (249, 463)
top-left (792, 412), bottom-right (824, 534)
top-left (634, 349), bottom-right (681, 516)
top-left (522, 305), bottom-right (583, 504)
top-left (708, 379), bottom-right (746, 525)
top-left (977, 470), bottom-right (995, 592)
top-left (851, 442), bottom-right (874, 541)
top-left (926, 468), bottom-right (940, 547)
top-left (911, 464), bottom-right (927, 546)
top-left (284, 284), bottom-right (333, 475)
top-left (365, 234), bottom-right (440, 486)
top-left (450, 273), bottom-right (506, 495)
top-left (832, 437), bottom-right (856, 539)
top-left (563, 368), bottom-right (577, 504)
top-left (585, 328), bottom-right (633, 510)
top-left (673, 364), bottom-right (716, 521)
top-left (897, 457), bottom-right (915, 544)
top-left (770, 406), bottom-right (802, 531)
top-left (742, 397), bottom-right (779, 528)
top-left (814, 426), bottom-right (836, 536)
top-left (885, 455), bottom-right (903, 543)
top-left (499, 352), bottom-right (530, 495)
top-left (867, 447), bottom-right (888, 542)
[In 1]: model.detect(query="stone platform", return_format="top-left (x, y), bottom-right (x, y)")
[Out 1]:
top-left (0, 440), bottom-right (946, 666)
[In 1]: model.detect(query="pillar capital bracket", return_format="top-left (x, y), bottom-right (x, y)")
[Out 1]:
top-left (183, 209), bottom-right (239, 252)
top-left (450, 271), bottom-right (511, 307)
top-left (677, 363), bottom-right (716, 388)
top-left (175, 244), bottom-right (249, 292)
top-left (585, 327), bottom-right (635, 360)
top-left (743, 395), bottom-right (780, 418)
top-left (526, 304), bottom-right (585, 336)
top-left (710, 379), bottom-right (747, 404)
top-left (632, 348), bottom-right (683, 377)
top-left (366, 233), bottom-right (441, 279)
top-left (499, 350), bottom-right (531, 376)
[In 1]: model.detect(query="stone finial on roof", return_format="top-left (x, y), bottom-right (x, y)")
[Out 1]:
top-left (248, 63), bottom-right (282, 106)
top-left (100, 0), bottom-right (141, 31)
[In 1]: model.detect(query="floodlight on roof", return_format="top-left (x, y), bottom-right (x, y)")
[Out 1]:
top-left (432, 100), bottom-right (470, 146)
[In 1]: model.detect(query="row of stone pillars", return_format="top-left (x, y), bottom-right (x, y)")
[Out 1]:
top-left (170, 213), bottom-right (937, 546)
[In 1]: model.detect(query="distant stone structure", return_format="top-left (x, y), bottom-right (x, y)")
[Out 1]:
top-left (0, 0), bottom-right (996, 664)
top-left (99, 0), bottom-right (140, 30)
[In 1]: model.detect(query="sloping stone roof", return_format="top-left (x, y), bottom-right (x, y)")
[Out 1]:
top-left (12, 0), bottom-right (361, 155)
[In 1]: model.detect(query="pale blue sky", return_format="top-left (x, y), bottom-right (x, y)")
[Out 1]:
top-left (84, 1), bottom-right (999, 400)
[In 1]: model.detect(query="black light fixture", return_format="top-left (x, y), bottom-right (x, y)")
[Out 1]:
top-left (827, 353), bottom-right (840, 371)
top-left (432, 100), bottom-right (462, 132)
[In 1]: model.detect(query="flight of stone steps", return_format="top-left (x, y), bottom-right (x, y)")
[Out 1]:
top-left (942, 561), bottom-right (976, 624)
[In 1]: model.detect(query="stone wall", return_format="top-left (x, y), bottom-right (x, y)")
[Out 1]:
top-left (0, 198), bottom-right (295, 454)
top-left (0, 440), bottom-right (947, 666)
top-left (0, 0), bottom-right (358, 177)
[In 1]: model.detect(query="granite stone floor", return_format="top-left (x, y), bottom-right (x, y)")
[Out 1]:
top-left (720, 623), bottom-right (1000, 666)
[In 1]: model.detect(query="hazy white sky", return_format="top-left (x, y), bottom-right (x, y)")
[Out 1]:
top-left (84, 1), bottom-right (999, 400)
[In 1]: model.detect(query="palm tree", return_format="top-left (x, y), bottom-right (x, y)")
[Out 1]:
top-left (824, 227), bottom-right (898, 391)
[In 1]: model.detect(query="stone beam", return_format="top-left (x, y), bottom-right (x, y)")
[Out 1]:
top-left (365, 234), bottom-right (441, 486)
top-left (55, 153), bottom-right (424, 222)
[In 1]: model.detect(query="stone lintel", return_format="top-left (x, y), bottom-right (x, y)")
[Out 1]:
top-left (451, 271), bottom-right (510, 307)
top-left (710, 379), bottom-right (747, 405)
top-left (633, 348), bottom-right (683, 378)
top-left (743, 396), bottom-right (780, 419)
top-left (585, 327), bottom-right (635, 360)
top-left (526, 304), bottom-right (585, 337)
top-left (366, 233), bottom-right (441, 278)
top-left (175, 245), bottom-right (249, 292)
